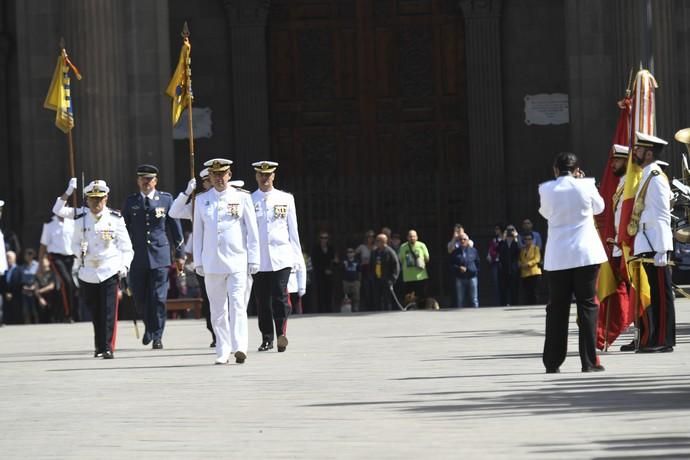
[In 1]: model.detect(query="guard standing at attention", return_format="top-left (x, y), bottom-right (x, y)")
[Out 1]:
top-left (122, 164), bottom-right (184, 350)
top-left (193, 158), bottom-right (259, 365)
top-left (628, 132), bottom-right (676, 353)
top-left (251, 161), bottom-right (304, 352)
top-left (69, 180), bottom-right (133, 359)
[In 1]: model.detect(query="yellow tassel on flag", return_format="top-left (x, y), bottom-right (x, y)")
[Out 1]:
top-left (166, 38), bottom-right (192, 126)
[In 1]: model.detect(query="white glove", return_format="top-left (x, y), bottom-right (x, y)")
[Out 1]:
top-left (654, 252), bottom-right (668, 267)
top-left (118, 268), bottom-right (128, 279)
top-left (65, 177), bottom-right (77, 196)
top-left (195, 265), bottom-right (205, 276)
top-left (248, 264), bottom-right (259, 275)
top-left (185, 178), bottom-right (196, 196)
top-left (298, 288), bottom-right (306, 297)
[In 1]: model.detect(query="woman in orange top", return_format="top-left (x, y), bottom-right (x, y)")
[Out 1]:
top-left (519, 234), bottom-right (542, 305)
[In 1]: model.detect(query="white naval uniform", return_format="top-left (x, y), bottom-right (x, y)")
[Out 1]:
top-left (41, 216), bottom-right (75, 256)
top-left (193, 187), bottom-right (259, 360)
top-left (169, 192), bottom-right (193, 220)
top-left (632, 161), bottom-right (673, 256)
top-left (251, 188), bottom-right (303, 272)
top-left (612, 175), bottom-right (626, 257)
top-left (52, 197), bottom-right (89, 220)
top-left (71, 209), bottom-right (134, 283)
top-left (0, 229), bottom-right (6, 274)
top-left (539, 176), bottom-right (607, 271)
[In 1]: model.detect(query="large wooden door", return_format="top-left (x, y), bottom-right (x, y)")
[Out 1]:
top-left (268, 0), bottom-right (468, 296)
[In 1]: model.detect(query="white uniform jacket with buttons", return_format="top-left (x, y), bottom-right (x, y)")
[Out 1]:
top-left (633, 161), bottom-right (673, 255)
top-left (612, 175), bottom-right (626, 257)
top-left (251, 188), bottom-right (303, 272)
top-left (169, 192), bottom-right (193, 220)
top-left (71, 208), bottom-right (134, 284)
top-left (40, 215), bottom-right (75, 256)
top-left (539, 176), bottom-right (607, 271)
top-left (193, 187), bottom-right (259, 274)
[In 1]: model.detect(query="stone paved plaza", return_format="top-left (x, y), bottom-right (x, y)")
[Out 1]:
top-left (2, 301), bottom-right (690, 459)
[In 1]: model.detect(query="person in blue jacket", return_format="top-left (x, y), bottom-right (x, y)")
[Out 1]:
top-left (449, 232), bottom-right (480, 308)
top-left (122, 164), bottom-right (184, 349)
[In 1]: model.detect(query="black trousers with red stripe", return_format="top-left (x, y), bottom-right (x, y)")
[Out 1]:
top-left (81, 275), bottom-right (119, 354)
top-left (253, 267), bottom-right (291, 343)
top-left (640, 262), bottom-right (676, 348)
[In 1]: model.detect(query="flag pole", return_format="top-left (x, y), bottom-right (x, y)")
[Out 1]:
top-left (182, 22), bottom-right (195, 180)
top-left (60, 37), bottom-right (77, 208)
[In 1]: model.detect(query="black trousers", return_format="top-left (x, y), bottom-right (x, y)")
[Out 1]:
top-left (640, 263), bottom-right (676, 348)
top-left (252, 267), bottom-right (291, 342)
top-left (48, 253), bottom-right (76, 321)
top-left (81, 275), bottom-right (119, 353)
top-left (373, 280), bottom-right (393, 311)
top-left (543, 265), bottom-right (599, 371)
top-left (195, 273), bottom-right (215, 343)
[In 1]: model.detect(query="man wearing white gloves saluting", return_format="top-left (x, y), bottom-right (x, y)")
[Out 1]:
top-left (193, 158), bottom-right (259, 365)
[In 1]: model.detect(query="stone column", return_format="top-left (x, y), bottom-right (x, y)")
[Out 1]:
top-left (63, 0), bottom-right (131, 206)
top-left (459, 0), bottom-right (505, 233)
top-left (222, 0), bottom-right (271, 175)
top-left (0, 8), bottom-right (11, 213)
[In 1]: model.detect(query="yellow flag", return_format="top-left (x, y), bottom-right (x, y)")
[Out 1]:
top-left (166, 38), bottom-right (192, 126)
top-left (43, 55), bottom-right (75, 133)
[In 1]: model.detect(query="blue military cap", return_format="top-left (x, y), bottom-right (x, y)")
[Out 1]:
top-left (136, 164), bottom-right (159, 178)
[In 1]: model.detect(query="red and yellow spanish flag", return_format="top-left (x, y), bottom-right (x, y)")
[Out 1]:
top-left (43, 51), bottom-right (81, 133)
top-left (595, 94), bottom-right (632, 349)
top-left (166, 37), bottom-right (192, 126)
top-left (619, 69), bottom-right (657, 319)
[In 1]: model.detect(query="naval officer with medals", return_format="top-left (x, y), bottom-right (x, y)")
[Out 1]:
top-left (628, 132), bottom-right (676, 352)
top-left (71, 180), bottom-right (133, 359)
top-left (193, 158), bottom-right (259, 364)
top-left (251, 161), bottom-right (304, 352)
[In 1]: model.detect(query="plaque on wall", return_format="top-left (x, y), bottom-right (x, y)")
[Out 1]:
top-left (524, 93), bottom-right (569, 126)
top-left (172, 107), bottom-right (213, 139)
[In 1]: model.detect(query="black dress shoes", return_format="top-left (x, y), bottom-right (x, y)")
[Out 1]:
top-left (637, 345), bottom-right (673, 353)
top-left (142, 334), bottom-right (152, 346)
top-left (94, 351), bottom-right (104, 358)
top-left (258, 341), bottom-right (273, 352)
top-left (619, 341), bottom-right (636, 352)
top-left (210, 341), bottom-right (216, 348)
top-left (152, 339), bottom-right (163, 349)
top-left (102, 350), bottom-right (114, 359)
top-left (582, 364), bottom-right (605, 372)
top-left (545, 368), bottom-right (560, 374)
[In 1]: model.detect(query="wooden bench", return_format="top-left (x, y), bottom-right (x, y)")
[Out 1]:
top-left (166, 297), bottom-right (203, 319)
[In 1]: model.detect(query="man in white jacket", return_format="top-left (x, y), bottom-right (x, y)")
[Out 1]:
top-left (629, 132), bottom-right (675, 353)
top-left (251, 161), bottom-right (304, 352)
top-left (539, 152), bottom-right (607, 373)
top-left (193, 159), bottom-right (259, 365)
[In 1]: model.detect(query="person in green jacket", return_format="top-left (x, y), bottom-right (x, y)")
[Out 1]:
top-left (398, 229), bottom-right (430, 308)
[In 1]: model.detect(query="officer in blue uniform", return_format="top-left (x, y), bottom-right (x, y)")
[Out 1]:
top-left (122, 164), bottom-right (184, 349)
